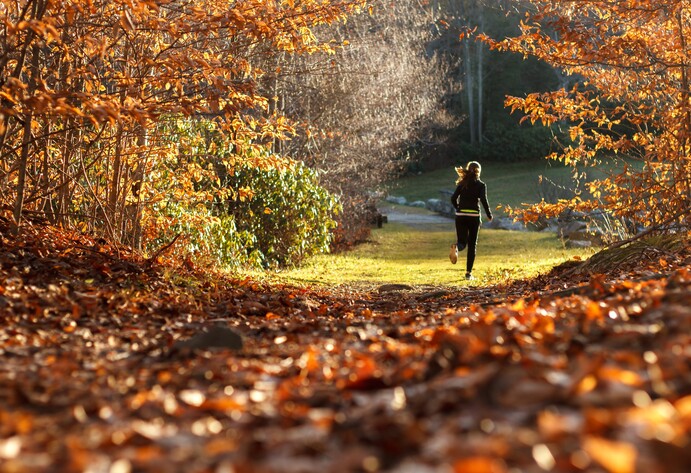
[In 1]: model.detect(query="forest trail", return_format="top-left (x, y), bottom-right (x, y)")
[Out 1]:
top-left (1, 221), bottom-right (690, 472)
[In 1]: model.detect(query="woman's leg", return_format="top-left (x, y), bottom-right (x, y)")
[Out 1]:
top-left (455, 216), bottom-right (469, 250)
top-left (465, 217), bottom-right (481, 274)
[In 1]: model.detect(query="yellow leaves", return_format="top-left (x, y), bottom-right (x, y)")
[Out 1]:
top-left (0, 90), bottom-right (19, 107)
top-left (229, 9), bottom-right (246, 25)
top-left (237, 186), bottom-right (255, 202)
top-left (0, 0), bottom-right (359, 135)
top-left (5, 17), bottom-right (60, 43)
top-left (488, 0), bottom-right (691, 228)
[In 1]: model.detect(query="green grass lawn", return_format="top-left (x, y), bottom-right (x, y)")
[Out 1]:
top-left (268, 221), bottom-right (595, 288)
top-left (389, 160), bottom-right (627, 216)
top-left (258, 160), bottom-right (617, 288)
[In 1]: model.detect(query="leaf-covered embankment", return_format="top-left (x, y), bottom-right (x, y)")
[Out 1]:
top-left (1, 221), bottom-right (690, 472)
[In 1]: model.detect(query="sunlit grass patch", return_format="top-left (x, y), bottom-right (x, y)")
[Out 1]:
top-left (266, 222), bottom-right (595, 287)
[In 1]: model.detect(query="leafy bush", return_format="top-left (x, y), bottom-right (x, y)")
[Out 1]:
top-left (223, 161), bottom-right (339, 268)
top-left (454, 123), bottom-right (560, 164)
top-left (148, 200), bottom-right (264, 269)
top-left (145, 118), bottom-right (339, 270)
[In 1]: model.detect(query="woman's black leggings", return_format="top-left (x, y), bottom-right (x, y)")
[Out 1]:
top-left (455, 215), bottom-right (481, 273)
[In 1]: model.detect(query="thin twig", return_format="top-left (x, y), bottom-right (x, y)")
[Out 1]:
top-left (145, 233), bottom-right (182, 268)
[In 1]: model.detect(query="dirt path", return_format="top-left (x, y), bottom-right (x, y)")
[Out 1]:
top-left (378, 203), bottom-right (452, 228)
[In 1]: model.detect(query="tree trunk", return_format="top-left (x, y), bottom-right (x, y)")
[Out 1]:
top-left (675, 8), bottom-right (691, 220)
top-left (108, 124), bottom-right (124, 240)
top-left (12, 39), bottom-right (41, 234)
top-left (13, 112), bottom-right (32, 234)
top-left (127, 123), bottom-right (148, 250)
top-left (464, 39), bottom-right (476, 145)
top-left (40, 121), bottom-right (56, 223)
top-left (476, 8), bottom-right (485, 144)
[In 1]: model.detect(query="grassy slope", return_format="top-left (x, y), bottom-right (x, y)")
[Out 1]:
top-left (271, 221), bottom-right (594, 287)
top-left (390, 160), bottom-right (577, 216)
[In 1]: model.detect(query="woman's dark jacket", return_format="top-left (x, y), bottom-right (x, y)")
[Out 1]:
top-left (451, 179), bottom-right (492, 220)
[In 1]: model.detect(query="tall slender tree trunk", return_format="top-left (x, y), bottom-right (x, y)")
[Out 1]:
top-left (108, 124), bottom-right (124, 240)
top-left (0, 118), bottom-right (9, 179)
top-left (58, 123), bottom-right (72, 226)
top-left (476, 8), bottom-right (485, 144)
top-left (126, 123), bottom-right (148, 251)
top-left (13, 111), bottom-right (33, 234)
top-left (464, 39), bottom-right (476, 145)
top-left (12, 41), bottom-right (40, 234)
top-left (40, 121), bottom-right (55, 223)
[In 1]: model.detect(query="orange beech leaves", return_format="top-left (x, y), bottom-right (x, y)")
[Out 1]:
top-left (0, 0), bottom-right (367, 125)
top-left (0, 0), bottom-right (367, 243)
top-left (483, 1), bottom-right (691, 233)
top-left (1, 221), bottom-right (690, 471)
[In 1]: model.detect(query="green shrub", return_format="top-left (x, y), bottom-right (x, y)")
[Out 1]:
top-left (225, 161), bottom-right (340, 268)
top-left (145, 117), bottom-right (339, 270)
top-left (452, 123), bottom-right (560, 164)
top-left (484, 123), bottom-right (559, 162)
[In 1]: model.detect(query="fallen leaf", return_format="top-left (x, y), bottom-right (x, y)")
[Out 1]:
top-left (583, 436), bottom-right (637, 473)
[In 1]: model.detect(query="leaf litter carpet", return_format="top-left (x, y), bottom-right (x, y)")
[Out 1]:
top-left (1, 222), bottom-right (690, 472)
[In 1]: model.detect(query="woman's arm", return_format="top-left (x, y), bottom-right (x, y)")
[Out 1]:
top-left (450, 186), bottom-right (461, 210)
top-left (480, 183), bottom-right (493, 220)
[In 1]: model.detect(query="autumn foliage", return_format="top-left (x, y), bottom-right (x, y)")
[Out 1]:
top-left (484, 0), bottom-right (691, 237)
top-left (2, 2), bottom-right (691, 471)
top-left (0, 0), bottom-right (365, 252)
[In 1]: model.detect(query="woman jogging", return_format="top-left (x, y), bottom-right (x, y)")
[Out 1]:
top-left (449, 161), bottom-right (493, 280)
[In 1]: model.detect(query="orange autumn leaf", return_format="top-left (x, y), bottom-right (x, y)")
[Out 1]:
top-left (453, 456), bottom-right (507, 473)
top-left (583, 436), bottom-right (637, 473)
top-left (585, 301), bottom-right (604, 320)
top-left (597, 366), bottom-right (643, 387)
top-left (675, 395), bottom-right (691, 419)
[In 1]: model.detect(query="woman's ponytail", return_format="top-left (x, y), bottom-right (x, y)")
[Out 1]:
top-left (456, 161), bottom-right (482, 187)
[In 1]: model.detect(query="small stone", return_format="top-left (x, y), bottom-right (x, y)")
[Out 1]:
top-left (385, 195), bottom-right (407, 205)
top-left (378, 284), bottom-right (414, 292)
top-left (566, 240), bottom-right (592, 248)
top-left (172, 325), bottom-right (243, 353)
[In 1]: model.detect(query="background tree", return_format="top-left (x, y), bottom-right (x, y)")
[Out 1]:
top-left (262, 1), bottom-right (453, 245)
top-left (426, 0), bottom-right (561, 165)
top-left (485, 0), bottom-right (691, 237)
